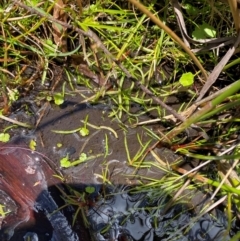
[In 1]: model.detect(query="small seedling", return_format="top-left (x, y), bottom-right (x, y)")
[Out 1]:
top-left (0, 204), bottom-right (10, 218)
top-left (0, 133), bottom-right (10, 143)
top-left (179, 72), bottom-right (194, 87)
top-left (52, 115), bottom-right (90, 137)
top-left (52, 115), bottom-right (117, 138)
top-left (85, 186), bottom-right (95, 194)
top-left (53, 92), bottom-right (64, 105)
top-left (79, 115), bottom-right (89, 137)
top-left (7, 87), bottom-right (19, 102)
top-left (57, 143), bottom-right (62, 148)
top-left (29, 139), bottom-right (36, 150)
top-left (60, 155), bottom-right (71, 168)
top-left (53, 82), bottom-right (66, 105)
top-left (60, 152), bottom-right (103, 168)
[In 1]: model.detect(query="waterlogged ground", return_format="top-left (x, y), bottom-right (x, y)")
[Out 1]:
top-left (0, 88), bottom-right (237, 240)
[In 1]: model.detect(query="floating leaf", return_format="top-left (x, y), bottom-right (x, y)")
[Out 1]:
top-left (85, 186), bottom-right (95, 194)
top-left (179, 72), bottom-right (194, 87)
top-left (0, 133), bottom-right (10, 143)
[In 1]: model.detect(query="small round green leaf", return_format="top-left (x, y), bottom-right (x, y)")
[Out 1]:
top-left (179, 72), bottom-right (194, 87)
top-left (57, 143), bottom-right (62, 148)
top-left (79, 153), bottom-right (87, 162)
top-left (0, 133), bottom-right (10, 143)
top-left (60, 155), bottom-right (71, 168)
top-left (192, 22), bottom-right (216, 40)
top-left (85, 186), bottom-right (95, 194)
top-left (29, 139), bottom-right (36, 150)
top-left (79, 127), bottom-right (89, 136)
top-left (54, 93), bottom-right (64, 105)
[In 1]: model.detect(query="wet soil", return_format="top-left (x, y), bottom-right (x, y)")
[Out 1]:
top-left (9, 91), bottom-right (174, 185)
top-left (0, 88), bottom-right (237, 240)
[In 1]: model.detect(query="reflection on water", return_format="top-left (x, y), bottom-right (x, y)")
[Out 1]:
top-left (88, 185), bottom-right (230, 241)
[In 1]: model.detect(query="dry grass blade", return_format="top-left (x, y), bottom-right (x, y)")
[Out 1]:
top-left (52, 0), bottom-right (68, 52)
top-left (162, 178), bottom-right (191, 214)
top-left (212, 159), bottom-right (239, 199)
top-left (0, 114), bottom-right (32, 128)
top-left (228, 0), bottom-right (240, 32)
top-left (196, 30), bottom-right (240, 101)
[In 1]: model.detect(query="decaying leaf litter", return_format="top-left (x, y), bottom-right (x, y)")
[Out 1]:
top-left (0, 0), bottom-right (240, 240)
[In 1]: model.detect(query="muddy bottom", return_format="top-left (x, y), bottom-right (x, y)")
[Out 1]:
top-left (0, 92), bottom-right (237, 240)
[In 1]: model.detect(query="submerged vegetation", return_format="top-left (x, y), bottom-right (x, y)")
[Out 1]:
top-left (1, 0), bottom-right (240, 240)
